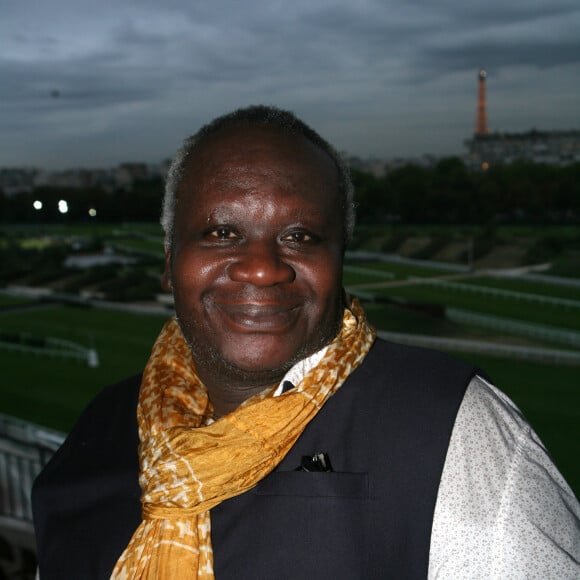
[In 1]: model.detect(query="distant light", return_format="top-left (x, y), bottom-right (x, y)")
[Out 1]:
top-left (58, 199), bottom-right (69, 214)
top-left (33, 200), bottom-right (43, 210)
top-left (88, 208), bottom-right (97, 217)
top-left (481, 162), bottom-right (490, 171)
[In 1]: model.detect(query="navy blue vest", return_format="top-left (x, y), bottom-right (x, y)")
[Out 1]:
top-left (32, 339), bottom-right (475, 579)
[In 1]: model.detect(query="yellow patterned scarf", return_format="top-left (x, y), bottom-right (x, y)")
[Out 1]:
top-left (111, 299), bottom-right (375, 579)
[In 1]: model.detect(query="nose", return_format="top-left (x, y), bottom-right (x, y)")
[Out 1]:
top-left (227, 241), bottom-right (295, 286)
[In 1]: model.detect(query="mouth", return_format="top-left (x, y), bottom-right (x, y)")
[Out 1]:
top-left (215, 302), bottom-right (300, 332)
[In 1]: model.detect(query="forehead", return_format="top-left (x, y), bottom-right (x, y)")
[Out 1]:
top-left (179, 125), bottom-right (340, 201)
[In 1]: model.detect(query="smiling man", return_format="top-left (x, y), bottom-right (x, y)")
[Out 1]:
top-left (163, 122), bottom-right (345, 417)
top-left (32, 106), bottom-right (579, 579)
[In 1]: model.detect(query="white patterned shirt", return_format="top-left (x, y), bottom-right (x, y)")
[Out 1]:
top-left (429, 375), bottom-right (579, 579)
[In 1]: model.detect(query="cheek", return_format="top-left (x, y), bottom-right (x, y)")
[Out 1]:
top-left (171, 250), bottom-right (220, 290)
top-left (170, 257), bottom-right (209, 318)
top-left (301, 263), bottom-right (343, 313)
top-left (305, 256), bottom-right (343, 291)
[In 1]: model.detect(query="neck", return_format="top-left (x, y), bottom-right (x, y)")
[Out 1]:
top-left (208, 386), bottom-right (271, 419)
top-left (195, 365), bottom-right (284, 419)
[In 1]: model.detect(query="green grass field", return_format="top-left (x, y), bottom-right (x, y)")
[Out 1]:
top-left (0, 295), bottom-right (32, 307)
top-left (1, 223), bottom-right (578, 497)
top-left (363, 283), bottom-right (580, 331)
top-left (0, 306), bottom-right (166, 430)
top-left (460, 276), bottom-right (580, 301)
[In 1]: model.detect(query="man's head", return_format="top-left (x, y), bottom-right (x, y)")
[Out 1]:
top-left (161, 105), bottom-right (355, 250)
top-left (161, 106), bottom-right (351, 411)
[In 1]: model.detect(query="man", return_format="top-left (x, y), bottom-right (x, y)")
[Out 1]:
top-left (33, 106), bottom-right (579, 579)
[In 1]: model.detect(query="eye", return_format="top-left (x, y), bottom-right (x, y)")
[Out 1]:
top-left (280, 230), bottom-right (318, 244)
top-left (207, 226), bottom-right (238, 240)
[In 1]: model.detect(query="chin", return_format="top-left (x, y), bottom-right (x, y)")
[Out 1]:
top-left (224, 332), bottom-right (332, 379)
top-left (222, 347), bottom-right (298, 377)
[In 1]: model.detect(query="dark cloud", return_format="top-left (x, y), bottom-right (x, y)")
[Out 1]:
top-left (1, 0), bottom-right (579, 168)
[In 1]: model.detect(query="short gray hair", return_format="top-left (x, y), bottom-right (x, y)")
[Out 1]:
top-left (161, 105), bottom-right (355, 248)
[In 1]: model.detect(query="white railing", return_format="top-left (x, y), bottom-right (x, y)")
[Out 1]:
top-left (0, 415), bottom-right (64, 577)
top-left (417, 278), bottom-right (580, 309)
top-left (447, 308), bottom-right (580, 348)
top-left (343, 265), bottom-right (395, 279)
top-left (489, 271), bottom-right (580, 289)
top-left (377, 331), bottom-right (580, 365)
top-left (345, 250), bottom-right (469, 272)
top-left (0, 335), bottom-right (99, 367)
top-left (0, 414), bottom-right (65, 523)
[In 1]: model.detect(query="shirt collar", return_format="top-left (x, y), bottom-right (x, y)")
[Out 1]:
top-left (272, 344), bottom-right (329, 397)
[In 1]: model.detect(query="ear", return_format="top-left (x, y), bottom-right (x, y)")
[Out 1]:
top-left (161, 243), bottom-right (172, 291)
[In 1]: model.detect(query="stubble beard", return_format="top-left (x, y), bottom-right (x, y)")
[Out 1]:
top-left (174, 303), bottom-right (344, 392)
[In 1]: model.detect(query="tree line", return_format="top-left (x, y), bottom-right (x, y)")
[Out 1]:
top-left (353, 158), bottom-right (580, 225)
top-left (1, 159), bottom-right (579, 225)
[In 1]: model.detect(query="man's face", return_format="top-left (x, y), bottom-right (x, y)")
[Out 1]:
top-left (163, 125), bottom-right (344, 390)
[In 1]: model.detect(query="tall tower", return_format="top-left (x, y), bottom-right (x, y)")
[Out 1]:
top-left (475, 68), bottom-right (489, 136)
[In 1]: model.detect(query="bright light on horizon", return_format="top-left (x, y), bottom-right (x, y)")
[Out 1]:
top-left (58, 199), bottom-right (69, 214)
top-left (33, 200), bottom-right (43, 210)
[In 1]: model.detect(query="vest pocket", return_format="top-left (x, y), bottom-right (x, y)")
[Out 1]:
top-left (212, 472), bottom-right (370, 578)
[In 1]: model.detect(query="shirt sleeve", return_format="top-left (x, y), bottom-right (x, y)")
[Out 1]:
top-left (428, 375), bottom-right (580, 579)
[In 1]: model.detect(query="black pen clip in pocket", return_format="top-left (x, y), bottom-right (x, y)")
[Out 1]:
top-left (295, 452), bottom-right (333, 473)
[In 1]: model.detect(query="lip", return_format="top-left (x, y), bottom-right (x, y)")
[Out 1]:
top-left (214, 302), bottom-right (300, 332)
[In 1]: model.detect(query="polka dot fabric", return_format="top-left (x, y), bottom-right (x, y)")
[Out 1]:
top-left (429, 376), bottom-right (580, 578)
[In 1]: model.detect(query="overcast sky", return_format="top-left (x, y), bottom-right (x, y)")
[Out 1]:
top-left (2, 0), bottom-right (579, 169)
